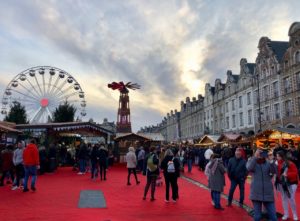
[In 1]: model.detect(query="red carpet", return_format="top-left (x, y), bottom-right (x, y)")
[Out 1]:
top-left (0, 166), bottom-right (251, 221)
top-left (183, 165), bottom-right (300, 217)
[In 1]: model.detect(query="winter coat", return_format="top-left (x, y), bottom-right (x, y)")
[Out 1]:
top-left (1, 149), bottom-right (14, 171)
top-left (277, 160), bottom-right (299, 185)
top-left (126, 151), bottom-right (137, 168)
top-left (23, 144), bottom-right (40, 166)
top-left (208, 159), bottom-right (226, 192)
top-left (98, 147), bottom-right (108, 164)
top-left (247, 157), bottom-right (277, 202)
top-left (160, 155), bottom-right (180, 177)
top-left (227, 157), bottom-right (247, 181)
top-left (78, 144), bottom-right (88, 160)
top-left (13, 148), bottom-right (24, 166)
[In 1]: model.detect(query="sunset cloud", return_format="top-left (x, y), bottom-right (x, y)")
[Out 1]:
top-left (0, 0), bottom-right (299, 130)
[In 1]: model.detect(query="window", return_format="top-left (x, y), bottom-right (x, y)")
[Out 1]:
top-left (285, 100), bottom-right (292, 117)
top-left (239, 112), bottom-right (244, 126)
top-left (248, 110), bottom-right (252, 125)
top-left (247, 92), bottom-right (251, 105)
top-left (232, 100), bottom-right (235, 111)
top-left (254, 90), bottom-right (259, 105)
top-left (273, 81), bottom-right (279, 97)
top-left (256, 110), bottom-right (260, 123)
top-left (239, 96), bottom-right (243, 108)
top-left (271, 66), bottom-right (275, 75)
top-left (232, 115), bottom-right (236, 128)
top-left (264, 106), bottom-right (269, 121)
top-left (284, 77), bottom-right (291, 94)
top-left (296, 72), bottom-right (300, 90)
top-left (226, 117), bottom-right (229, 129)
top-left (296, 51), bottom-right (300, 63)
top-left (263, 86), bottom-right (269, 101)
top-left (274, 103), bottom-right (280, 119)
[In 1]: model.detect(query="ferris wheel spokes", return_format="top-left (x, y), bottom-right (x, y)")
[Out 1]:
top-left (25, 77), bottom-right (43, 98)
top-left (49, 73), bottom-right (61, 95)
top-left (17, 81), bottom-right (41, 100)
top-left (2, 66), bottom-right (86, 123)
top-left (11, 89), bottom-right (40, 102)
top-left (34, 75), bottom-right (44, 96)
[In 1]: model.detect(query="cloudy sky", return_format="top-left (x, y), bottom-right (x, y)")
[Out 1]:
top-left (0, 0), bottom-right (299, 131)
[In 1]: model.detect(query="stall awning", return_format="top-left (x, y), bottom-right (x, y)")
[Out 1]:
top-left (276, 127), bottom-right (300, 135)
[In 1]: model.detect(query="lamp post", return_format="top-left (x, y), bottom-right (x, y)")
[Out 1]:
top-left (256, 73), bottom-right (262, 133)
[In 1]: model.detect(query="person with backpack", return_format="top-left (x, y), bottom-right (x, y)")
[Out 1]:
top-left (143, 146), bottom-right (159, 201)
top-left (98, 144), bottom-right (108, 181)
top-left (160, 149), bottom-right (180, 202)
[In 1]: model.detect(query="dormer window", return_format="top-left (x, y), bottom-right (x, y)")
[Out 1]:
top-left (296, 51), bottom-right (300, 64)
top-left (285, 60), bottom-right (289, 68)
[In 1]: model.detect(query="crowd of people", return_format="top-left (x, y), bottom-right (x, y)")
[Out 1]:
top-left (125, 142), bottom-right (299, 221)
top-left (1, 139), bottom-right (300, 220)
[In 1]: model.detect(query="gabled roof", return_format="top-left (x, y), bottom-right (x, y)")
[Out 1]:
top-left (137, 133), bottom-right (165, 141)
top-left (115, 133), bottom-right (151, 141)
top-left (269, 41), bottom-right (289, 61)
top-left (218, 133), bottom-right (241, 142)
top-left (196, 135), bottom-right (221, 146)
top-left (0, 124), bottom-right (22, 133)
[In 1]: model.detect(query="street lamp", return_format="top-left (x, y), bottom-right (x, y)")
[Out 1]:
top-left (256, 73), bottom-right (262, 133)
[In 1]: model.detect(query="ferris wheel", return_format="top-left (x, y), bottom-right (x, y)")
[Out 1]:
top-left (1, 66), bottom-right (87, 123)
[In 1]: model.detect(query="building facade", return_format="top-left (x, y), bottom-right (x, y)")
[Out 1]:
top-left (140, 22), bottom-right (300, 142)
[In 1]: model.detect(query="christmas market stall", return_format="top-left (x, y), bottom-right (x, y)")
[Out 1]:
top-left (195, 135), bottom-right (221, 147)
top-left (0, 121), bottom-right (22, 147)
top-left (255, 128), bottom-right (300, 148)
top-left (16, 121), bottom-right (114, 148)
top-left (114, 133), bottom-right (151, 162)
top-left (218, 133), bottom-right (252, 147)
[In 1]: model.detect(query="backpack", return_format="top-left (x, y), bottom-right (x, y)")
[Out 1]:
top-left (147, 154), bottom-right (158, 172)
top-left (167, 158), bottom-right (175, 173)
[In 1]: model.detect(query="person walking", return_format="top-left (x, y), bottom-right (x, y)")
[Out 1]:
top-left (77, 142), bottom-right (88, 175)
top-left (23, 140), bottom-right (40, 192)
top-left (12, 141), bottom-right (25, 190)
top-left (137, 146), bottom-right (145, 172)
top-left (98, 144), bottom-right (108, 181)
top-left (160, 149), bottom-right (180, 202)
top-left (126, 147), bottom-right (140, 185)
top-left (247, 149), bottom-right (277, 221)
top-left (207, 154), bottom-right (226, 210)
top-left (275, 151), bottom-right (299, 221)
top-left (90, 145), bottom-right (99, 180)
top-left (0, 145), bottom-right (14, 186)
top-left (143, 147), bottom-right (159, 201)
top-left (185, 147), bottom-right (194, 173)
top-left (227, 148), bottom-right (247, 207)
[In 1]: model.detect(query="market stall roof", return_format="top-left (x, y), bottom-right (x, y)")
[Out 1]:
top-left (16, 122), bottom-right (114, 136)
top-left (218, 133), bottom-right (241, 142)
top-left (0, 121), bottom-right (22, 133)
top-left (195, 135), bottom-right (221, 146)
top-left (137, 133), bottom-right (165, 141)
top-left (115, 133), bottom-right (151, 141)
top-left (276, 127), bottom-right (300, 135)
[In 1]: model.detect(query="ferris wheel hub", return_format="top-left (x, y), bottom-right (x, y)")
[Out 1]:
top-left (40, 98), bottom-right (49, 107)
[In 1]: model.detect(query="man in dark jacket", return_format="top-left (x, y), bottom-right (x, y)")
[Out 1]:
top-left (78, 142), bottom-right (88, 174)
top-left (227, 148), bottom-right (247, 207)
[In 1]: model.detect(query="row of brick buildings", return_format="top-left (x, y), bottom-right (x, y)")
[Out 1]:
top-left (139, 22), bottom-right (300, 142)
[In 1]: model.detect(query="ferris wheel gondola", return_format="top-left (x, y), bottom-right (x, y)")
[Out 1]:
top-left (1, 66), bottom-right (87, 123)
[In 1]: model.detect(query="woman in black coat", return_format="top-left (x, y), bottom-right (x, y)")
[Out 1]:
top-left (160, 149), bottom-right (180, 202)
